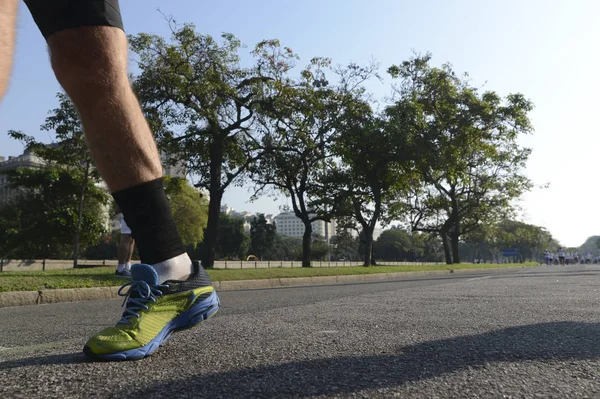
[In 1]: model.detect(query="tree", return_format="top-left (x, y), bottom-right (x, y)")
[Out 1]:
top-left (487, 220), bottom-right (556, 262)
top-left (575, 235), bottom-right (600, 255)
top-left (213, 213), bottom-right (250, 260)
top-left (249, 214), bottom-right (276, 260)
top-left (0, 166), bottom-right (107, 259)
top-left (268, 234), bottom-right (303, 261)
top-left (375, 228), bottom-right (414, 261)
top-left (251, 61), bottom-right (376, 267)
top-left (310, 237), bottom-right (329, 261)
top-left (129, 23), bottom-right (296, 267)
top-left (388, 54), bottom-right (534, 264)
top-left (164, 176), bottom-right (208, 248)
top-left (7, 93), bottom-right (105, 266)
top-left (412, 232), bottom-right (445, 262)
top-left (0, 204), bottom-right (21, 258)
top-left (84, 233), bottom-right (118, 260)
top-left (324, 113), bottom-right (414, 266)
top-left (330, 228), bottom-right (360, 261)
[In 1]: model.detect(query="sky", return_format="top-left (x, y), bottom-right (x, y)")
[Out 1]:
top-left (0, 0), bottom-right (598, 247)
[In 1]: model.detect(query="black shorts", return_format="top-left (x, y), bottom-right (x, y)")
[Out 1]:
top-left (24, 0), bottom-right (124, 40)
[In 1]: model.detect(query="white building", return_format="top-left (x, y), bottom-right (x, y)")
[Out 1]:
top-left (220, 204), bottom-right (276, 232)
top-left (0, 150), bottom-right (46, 205)
top-left (160, 151), bottom-right (186, 179)
top-left (273, 211), bottom-right (335, 242)
top-left (221, 204), bottom-right (234, 215)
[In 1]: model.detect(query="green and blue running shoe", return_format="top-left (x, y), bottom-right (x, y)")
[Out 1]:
top-left (83, 261), bottom-right (219, 361)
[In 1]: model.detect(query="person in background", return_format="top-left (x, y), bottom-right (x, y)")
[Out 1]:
top-left (544, 251), bottom-right (550, 266)
top-left (115, 204), bottom-right (134, 277)
top-left (558, 248), bottom-right (565, 266)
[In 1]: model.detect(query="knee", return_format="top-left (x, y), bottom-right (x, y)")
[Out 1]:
top-left (48, 26), bottom-right (128, 98)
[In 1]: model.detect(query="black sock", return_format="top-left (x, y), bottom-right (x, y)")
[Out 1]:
top-left (112, 178), bottom-right (186, 265)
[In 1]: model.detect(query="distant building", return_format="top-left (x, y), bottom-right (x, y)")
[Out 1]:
top-left (220, 204), bottom-right (253, 232)
top-left (161, 152), bottom-right (186, 179)
top-left (221, 205), bottom-right (246, 218)
top-left (273, 211), bottom-right (335, 242)
top-left (0, 149), bottom-right (46, 205)
top-left (221, 204), bottom-right (234, 215)
top-left (220, 205), bottom-right (277, 232)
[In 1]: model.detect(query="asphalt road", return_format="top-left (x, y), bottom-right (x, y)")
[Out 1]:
top-left (2, 265), bottom-right (600, 398)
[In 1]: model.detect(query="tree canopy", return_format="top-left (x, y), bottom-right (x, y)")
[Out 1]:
top-left (164, 176), bottom-right (208, 248)
top-left (1, 93), bottom-right (108, 261)
top-left (0, 166), bottom-right (107, 259)
top-left (130, 23), bottom-right (297, 267)
top-left (388, 54), bottom-right (534, 264)
top-left (0, 25), bottom-right (543, 267)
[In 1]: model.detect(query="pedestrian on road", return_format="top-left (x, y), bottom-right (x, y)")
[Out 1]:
top-left (1, 0), bottom-right (219, 361)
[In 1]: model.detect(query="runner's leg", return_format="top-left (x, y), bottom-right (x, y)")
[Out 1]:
top-left (25, 0), bottom-right (192, 281)
top-left (0, 0), bottom-right (19, 101)
top-left (23, 0), bottom-right (218, 361)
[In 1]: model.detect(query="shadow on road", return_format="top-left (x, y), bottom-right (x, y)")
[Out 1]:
top-left (121, 321), bottom-right (600, 398)
top-left (0, 352), bottom-right (87, 370)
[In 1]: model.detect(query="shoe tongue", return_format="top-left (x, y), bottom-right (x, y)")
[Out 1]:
top-left (130, 264), bottom-right (159, 285)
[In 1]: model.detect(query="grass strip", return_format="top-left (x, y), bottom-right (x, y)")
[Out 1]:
top-left (0, 262), bottom-right (538, 292)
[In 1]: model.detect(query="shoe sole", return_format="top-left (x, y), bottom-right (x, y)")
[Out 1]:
top-left (83, 290), bottom-right (220, 361)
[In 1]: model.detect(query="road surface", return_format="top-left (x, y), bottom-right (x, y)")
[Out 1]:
top-left (2, 265), bottom-right (600, 398)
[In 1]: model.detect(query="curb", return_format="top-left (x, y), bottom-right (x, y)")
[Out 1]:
top-left (0, 266), bottom-right (527, 308)
top-left (0, 286), bottom-right (121, 308)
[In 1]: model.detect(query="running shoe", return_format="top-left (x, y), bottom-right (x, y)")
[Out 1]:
top-left (114, 269), bottom-right (132, 278)
top-left (83, 261), bottom-right (219, 361)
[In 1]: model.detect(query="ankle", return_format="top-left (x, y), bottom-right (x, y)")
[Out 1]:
top-left (151, 253), bottom-right (193, 283)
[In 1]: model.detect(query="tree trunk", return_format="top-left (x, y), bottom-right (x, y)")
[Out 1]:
top-left (73, 163), bottom-right (89, 268)
top-left (202, 138), bottom-right (224, 269)
top-left (441, 232), bottom-right (452, 265)
top-left (202, 188), bottom-right (222, 268)
top-left (451, 196), bottom-right (460, 264)
top-left (371, 243), bottom-right (377, 265)
top-left (363, 227), bottom-right (375, 266)
top-left (301, 221), bottom-right (312, 267)
top-left (451, 231), bottom-right (460, 264)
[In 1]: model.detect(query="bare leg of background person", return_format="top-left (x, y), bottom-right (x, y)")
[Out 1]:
top-left (48, 26), bottom-right (192, 282)
top-left (0, 0), bottom-right (19, 102)
top-left (127, 237), bottom-right (135, 263)
top-left (117, 234), bottom-right (134, 270)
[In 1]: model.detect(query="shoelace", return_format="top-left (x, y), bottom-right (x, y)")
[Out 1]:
top-left (117, 280), bottom-right (168, 324)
